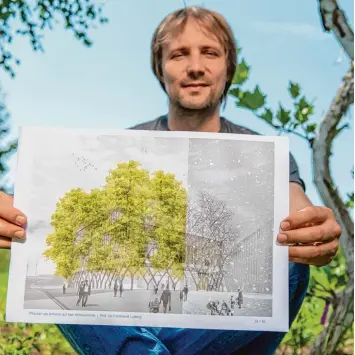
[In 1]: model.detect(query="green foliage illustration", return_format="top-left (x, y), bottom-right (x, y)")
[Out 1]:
top-left (43, 161), bottom-right (187, 290)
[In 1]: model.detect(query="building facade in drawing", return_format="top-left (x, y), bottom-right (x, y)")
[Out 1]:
top-left (226, 219), bottom-right (273, 294)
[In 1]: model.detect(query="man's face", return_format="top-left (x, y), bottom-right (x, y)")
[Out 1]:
top-left (161, 19), bottom-right (227, 111)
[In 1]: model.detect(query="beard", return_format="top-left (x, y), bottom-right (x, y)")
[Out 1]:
top-left (171, 89), bottom-right (221, 115)
top-left (168, 92), bottom-right (222, 130)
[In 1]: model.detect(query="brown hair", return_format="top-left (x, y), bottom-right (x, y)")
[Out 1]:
top-left (151, 6), bottom-right (238, 103)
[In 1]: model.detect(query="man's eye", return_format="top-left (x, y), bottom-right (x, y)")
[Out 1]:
top-left (205, 51), bottom-right (218, 57)
top-left (172, 53), bottom-right (184, 59)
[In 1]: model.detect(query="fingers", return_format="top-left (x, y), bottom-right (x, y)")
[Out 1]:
top-left (0, 218), bottom-right (26, 240)
top-left (288, 239), bottom-right (338, 265)
top-left (277, 220), bottom-right (341, 244)
top-left (0, 236), bottom-right (11, 249)
top-left (280, 206), bottom-right (332, 231)
top-left (0, 191), bottom-right (27, 227)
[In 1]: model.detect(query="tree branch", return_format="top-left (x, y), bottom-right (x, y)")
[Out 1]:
top-left (312, 65), bottom-right (354, 276)
top-left (318, 0), bottom-right (354, 60)
top-left (311, 64), bottom-right (354, 354)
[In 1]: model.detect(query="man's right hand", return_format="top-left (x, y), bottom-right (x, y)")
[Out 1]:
top-left (0, 191), bottom-right (27, 249)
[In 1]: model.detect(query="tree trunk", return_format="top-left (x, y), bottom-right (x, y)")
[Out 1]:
top-left (310, 284), bottom-right (354, 355)
top-left (318, 0), bottom-right (354, 60)
top-left (311, 64), bottom-right (354, 354)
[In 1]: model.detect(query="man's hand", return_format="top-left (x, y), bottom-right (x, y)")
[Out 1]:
top-left (0, 191), bottom-right (27, 249)
top-left (278, 206), bottom-right (342, 266)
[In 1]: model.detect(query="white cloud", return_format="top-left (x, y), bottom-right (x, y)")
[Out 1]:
top-left (253, 21), bottom-right (328, 41)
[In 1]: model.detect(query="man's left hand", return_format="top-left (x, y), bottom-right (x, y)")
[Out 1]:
top-left (277, 206), bottom-right (342, 266)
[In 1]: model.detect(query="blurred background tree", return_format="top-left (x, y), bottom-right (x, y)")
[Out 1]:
top-left (0, 0), bottom-right (107, 353)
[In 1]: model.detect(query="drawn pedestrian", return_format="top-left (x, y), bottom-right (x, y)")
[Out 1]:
top-left (230, 295), bottom-right (235, 310)
top-left (76, 281), bottom-right (85, 306)
top-left (183, 285), bottom-right (188, 302)
top-left (119, 282), bottom-right (123, 298)
top-left (82, 280), bottom-right (91, 307)
top-left (160, 285), bottom-right (171, 313)
top-left (237, 288), bottom-right (243, 309)
top-left (114, 281), bottom-right (118, 297)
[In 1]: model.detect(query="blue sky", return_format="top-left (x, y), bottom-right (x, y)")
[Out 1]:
top-left (1, 0), bottom-right (354, 206)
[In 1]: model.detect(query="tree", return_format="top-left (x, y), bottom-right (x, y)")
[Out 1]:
top-left (186, 191), bottom-right (238, 291)
top-left (103, 161), bottom-right (151, 288)
top-left (149, 170), bottom-right (187, 289)
top-left (228, 1), bottom-right (353, 353)
top-left (0, 1), bottom-right (106, 352)
top-left (44, 161), bottom-right (188, 292)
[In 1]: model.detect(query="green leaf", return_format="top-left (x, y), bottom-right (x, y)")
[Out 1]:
top-left (236, 86), bottom-right (266, 111)
top-left (305, 123), bottom-right (317, 133)
top-left (228, 87), bottom-right (243, 99)
top-left (260, 108), bottom-right (273, 124)
top-left (294, 110), bottom-right (307, 123)
top-left (312, 268), bottom-right (331, 289)
top-left (289, 82), bottom-right (300, 98)
top-left (276, 105), bottom-right (291, 125)
top-left (298, 96), bottom-right (314, 115)
top-left (232, 59), bottom-right (250, 85)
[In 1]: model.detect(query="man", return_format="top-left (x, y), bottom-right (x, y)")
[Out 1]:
top-left (82, 280), bottom-right (91, 307)
top-left (0, 6), bottom-right (341, 355)
top-left (76, 281), bottom-right (85, 307)
top-left (183, 284), bottom-right (188, 302)
top-left (119, 281), bottom-right (123, 298)
top-left (237, 288), bottom-right (243, 309)
top-left (230, 295), bottom-right (235, 310)
top-left (113, 280), bottom-right (118, 297)
top-left (160, 284), bottom-right (172, 314)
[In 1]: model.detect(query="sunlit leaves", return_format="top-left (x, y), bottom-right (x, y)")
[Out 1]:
top-left (44, 161), bottom-right (187, 281)
top-left (234, 86), bottom-right (266, 111)
top-left (232, 59), bottom-right (250, 85)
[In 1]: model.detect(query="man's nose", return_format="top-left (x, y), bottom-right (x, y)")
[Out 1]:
top-left (186, 54), bottom-right (205, 78)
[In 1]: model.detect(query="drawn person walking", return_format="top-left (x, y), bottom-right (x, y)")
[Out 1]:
top-left (183, 285), bottom-right (188, 302)
top-left (76, 281), bottom-right (85, 306)
top-left (119, 282), bottom-right (123, 298)
top-left (230, 295), bottom-right (235, 310)
top-left (114, 281), bottom-right (118, 297)
top-left (160, 285), bottom-right (171, 314)
top-left (237, 288), bottom-right (243, 309)
top-left (82, 280), bottom-right (91, 307)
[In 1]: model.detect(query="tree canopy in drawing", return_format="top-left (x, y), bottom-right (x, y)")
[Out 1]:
top-left (43, 160), bottom-right (187, 282)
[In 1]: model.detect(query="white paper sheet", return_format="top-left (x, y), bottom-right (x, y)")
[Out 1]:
top-left (6, 126), bottom-right (289, 332)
